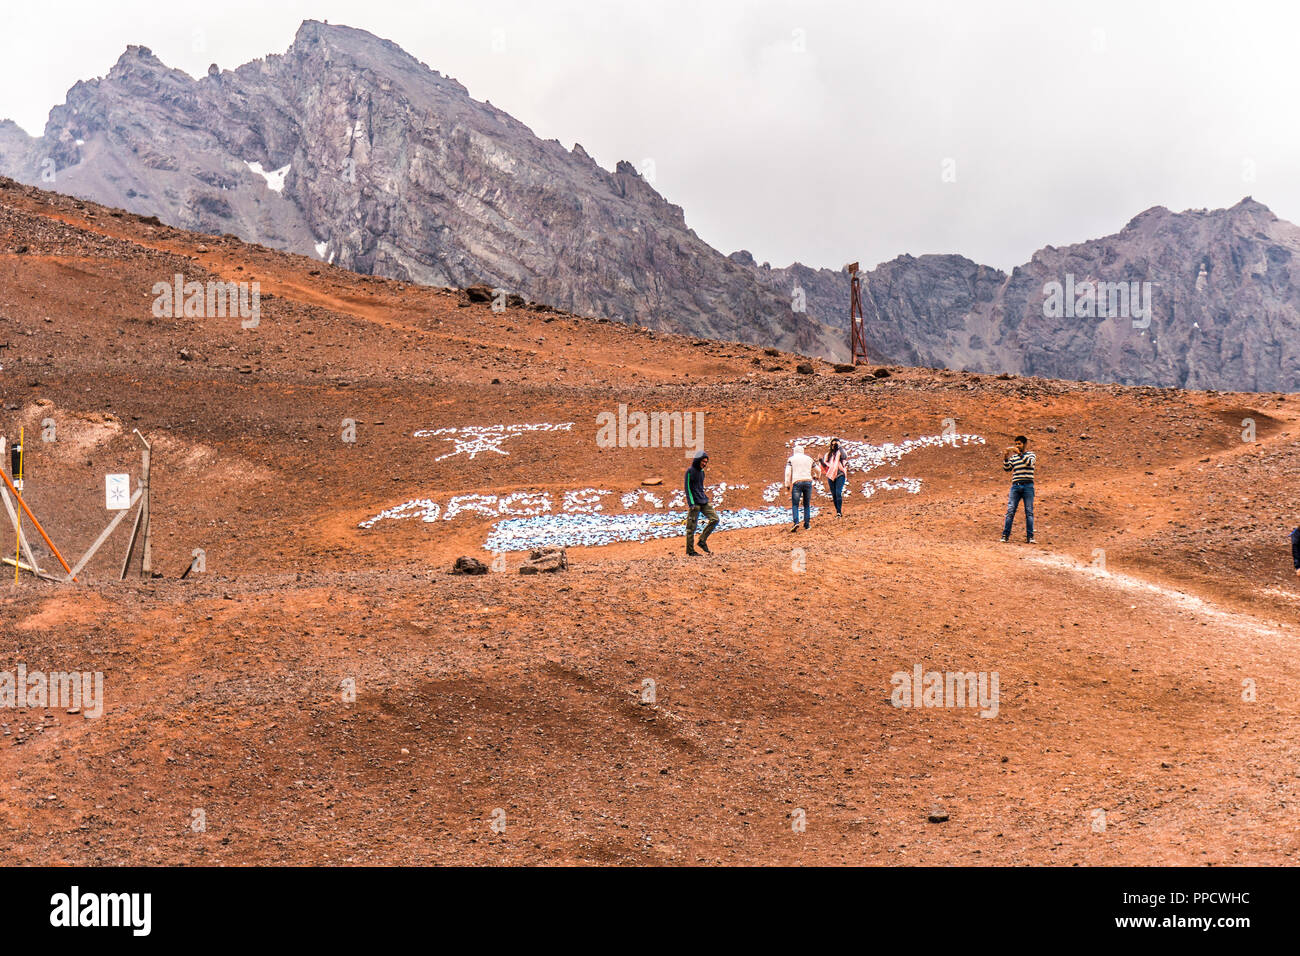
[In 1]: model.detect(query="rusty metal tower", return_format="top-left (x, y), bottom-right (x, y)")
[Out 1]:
top-left (847, 262), bottom-right (868, 365)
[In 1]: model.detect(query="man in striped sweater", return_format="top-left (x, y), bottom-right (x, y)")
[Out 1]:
top-left (1001, 435), bottom-right (1036, 543)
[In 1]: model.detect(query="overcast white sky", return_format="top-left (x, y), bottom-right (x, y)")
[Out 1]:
top-left (3, 0), bottom-right (1298, 271)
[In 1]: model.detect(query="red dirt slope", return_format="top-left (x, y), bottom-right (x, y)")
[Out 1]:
top-left (0, 177), bottom-right (1296, 865)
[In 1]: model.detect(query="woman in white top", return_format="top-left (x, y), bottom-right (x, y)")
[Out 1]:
top-left (784, 444), bottom-right (822, 531)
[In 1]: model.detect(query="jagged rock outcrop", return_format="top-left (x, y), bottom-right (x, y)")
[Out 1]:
top-left (982, 198), bottom-right (1300, 391)
top-left (756, 201), bottom-right (1300, 391)
top-left (0, 121), bottom-right (36, 173)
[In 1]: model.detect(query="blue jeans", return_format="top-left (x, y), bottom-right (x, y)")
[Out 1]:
top-left (1003, 482), bottom-right (1034, 539)
top-left (791, 481), bottom-right (812, 527)
top-left (828, 474), bottom-right (845, 514)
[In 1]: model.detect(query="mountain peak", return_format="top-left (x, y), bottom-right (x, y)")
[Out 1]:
top-left (1123, 205), bottom-right (1171, 230)
top-left (100, 44), bottom-right (179, 89)
top-left (294, 19), bottom-right (370, 43)
top-left (1229, 195), bottom-right (1276, 220)
top-left (113, 44), bottom-right (165, 69)
top-left (289, 19), bottom-right (420, 68)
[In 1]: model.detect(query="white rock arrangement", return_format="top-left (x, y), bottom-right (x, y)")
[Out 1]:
top-left (359, 431), bottom-right (986, 549)
top-left (763, 432), bottom-right (987, 501)
top-left (484, 506), bottom-right (813, 551)
top-left (412, 422), bottom-right (575, 461)
top-left (788, 433), bottom-right (986, 473)
top-left (361, 483), bottom-right (744, 530)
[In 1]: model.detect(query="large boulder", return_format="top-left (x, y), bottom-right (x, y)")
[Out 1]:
top-left (518, 548), bottom-right (568, 574)
top-left (450, 555), bottom-right (488, 575)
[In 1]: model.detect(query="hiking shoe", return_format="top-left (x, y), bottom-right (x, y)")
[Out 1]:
top-left (698, 540), bottom-right (711, 554)
top-left (999, 536), bottom-right (1008, 542)
top-left (1027, 537), bottom-right (1037, 544)
top-left (789, 524), bottom-right (800, 533)
top-left (686, 549), bottom-right (700, 556)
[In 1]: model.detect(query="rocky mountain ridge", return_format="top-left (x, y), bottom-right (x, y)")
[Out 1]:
top-left (2, 20), bottom-right (1297, 389)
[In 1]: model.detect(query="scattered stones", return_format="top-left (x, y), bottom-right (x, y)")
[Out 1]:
top-left (873, 367), bottom-right (892, 378)
top-left (833, 363), bottom-right (856, 373)
top-left (928, 810), bottom-right (950, 823)
top-left (450, 555), bottom-right (488, 575)
top-left (796, 363), bottom-right (815, 375)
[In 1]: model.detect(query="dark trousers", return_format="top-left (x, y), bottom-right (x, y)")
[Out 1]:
top-left (1003, 482), bottom-right (1034, 539)
top-left (828, 474), bottom-right (845, 514)
top-left (791, 481), bottom-right (812, 527)
top-left (687, 503), bottom-right (719, 548)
